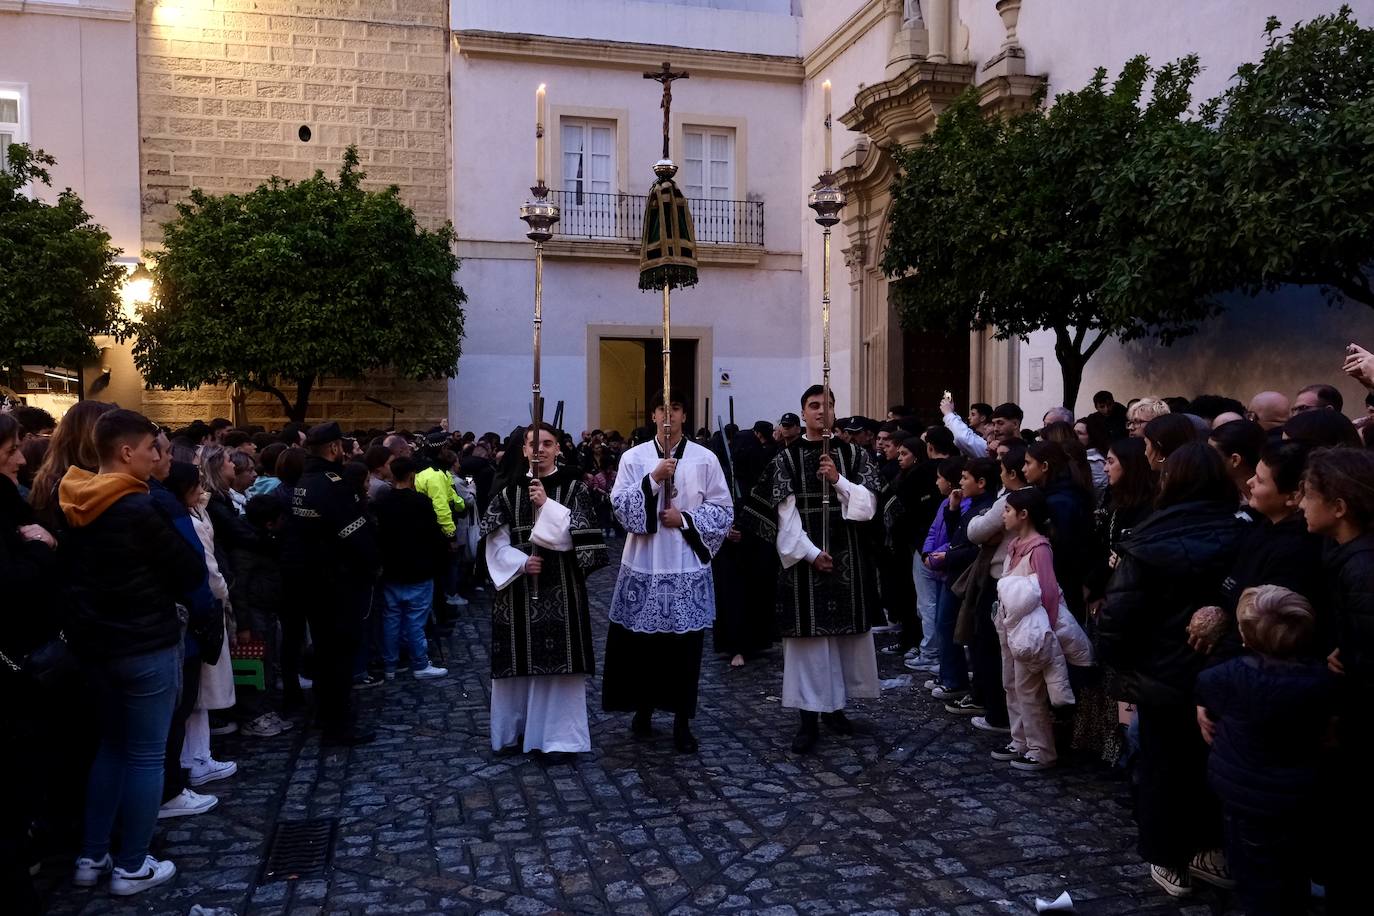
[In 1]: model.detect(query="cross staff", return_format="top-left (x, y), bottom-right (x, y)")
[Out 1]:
top-left (644, 61), bottom-right (689, 160)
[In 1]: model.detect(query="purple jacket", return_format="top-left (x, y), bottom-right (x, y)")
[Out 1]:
top-left (922, 496), bottom-right (971, 581)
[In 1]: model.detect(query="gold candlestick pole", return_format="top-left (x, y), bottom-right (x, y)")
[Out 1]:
top-left (520, 177), bottom-right (559, 603)
top-left (661, 281), bottom-right (673, 508)
top-left (808, 158), bottom-right (846, 555)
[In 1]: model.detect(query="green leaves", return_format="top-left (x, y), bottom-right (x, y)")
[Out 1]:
top-left (883, 6), bottom-right (1374, 407)
top-left (1, 144), bottom-right (127, 370)
top-left (131, 146), bottom-right (466, 422)
top-left (1211, 4), bottom-right (1374, 307)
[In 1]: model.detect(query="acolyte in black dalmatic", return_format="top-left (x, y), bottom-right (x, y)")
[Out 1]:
top-left (742, 437), bottom-right (883, 638)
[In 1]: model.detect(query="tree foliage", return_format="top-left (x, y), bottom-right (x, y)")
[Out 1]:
top-left (883, 6), bottom-right (1374, 408)
top-left (0, 144), bottom-right (127, 371)
top-left (883, 58), bottom-right (1219, 408)
top-left (133, 148), bottom-right (466, 422)
top-left (1206, 5), bottom-right (1374, 307)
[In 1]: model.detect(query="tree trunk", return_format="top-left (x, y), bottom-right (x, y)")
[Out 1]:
top-left (1059, 355), bottom-right (1085, 412)
top-left (289, 376), bottom-right (314, 425)
top-left (1052, 327), bottom-right (1112, 412)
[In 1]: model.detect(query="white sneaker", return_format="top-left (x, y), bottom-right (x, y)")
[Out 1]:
top-left (904, 657), bottom-right (939, 672)
top-left (971, 715), bottom-right (1011, 734)
top-left (262, 711), bottom-right (294, 732)
top-left (413, 664), bottom-right (448, 679)
top-left (298, 675), bottom-right (314, 689)
top-left (241, 714), bottom-right (284, 738)
top-left (109, 855), bottom-right (176, 896)
top-left (1150, 863), bottom-right (1193, 897)
top-left (158, 789), bottom-right (218, 819)
top-left (188, 757), bottom-right (238, 787)
top-left (445, 594), bottom-right (469, 607)
top-left (930, 686), bottom-right (968, 701)
top-left (923, 678), bottom-right (940, 690)
top-left (72, 853), bottom-right (112, 887)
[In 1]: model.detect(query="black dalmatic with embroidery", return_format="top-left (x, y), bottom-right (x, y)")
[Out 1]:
top-left (481, 468), bottom-right (608, 678)
top-left (741, 438), bottom-right (882, 638)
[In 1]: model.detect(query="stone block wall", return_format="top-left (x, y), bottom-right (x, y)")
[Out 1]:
top-left (133, 0), bottom-right (452, 428)
top-left (140, 371), bottom-right (452, 432)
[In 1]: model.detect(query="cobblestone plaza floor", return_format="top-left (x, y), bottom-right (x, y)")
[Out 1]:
top-left (44, 540), bottom-right (1245, 915)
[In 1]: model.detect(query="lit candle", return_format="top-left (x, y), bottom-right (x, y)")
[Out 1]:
top-left (536, 83), bottom-right (547, 185)
top-left (822, 79), bottom-right (832, 174)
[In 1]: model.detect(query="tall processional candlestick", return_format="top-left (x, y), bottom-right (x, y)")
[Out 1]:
top-left (520, 83), bottom-right (559, 602)
top-left (639, 62), bottom-right (699, 509)
top-left (808, 80), bottom-right (846, 555)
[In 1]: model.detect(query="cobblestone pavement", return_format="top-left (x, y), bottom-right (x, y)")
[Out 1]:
top-left (43, 539), bottom-right (1248, 916)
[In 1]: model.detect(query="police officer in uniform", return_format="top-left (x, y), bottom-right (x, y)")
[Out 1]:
top-left (281, 421), bottom-right (380, 746)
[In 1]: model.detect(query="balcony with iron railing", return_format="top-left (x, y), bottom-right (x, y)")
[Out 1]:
top-left (545, 190), bottom-right (764, 250)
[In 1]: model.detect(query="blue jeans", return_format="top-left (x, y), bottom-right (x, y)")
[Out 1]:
top-left (81, 645), bottom-right (180, 870)
top-left (935, 583), bottom-right (968, 689)
top-left (913, 558), bottom-right (941, 661)
top-left (382, 580), bottom-right (433, 672)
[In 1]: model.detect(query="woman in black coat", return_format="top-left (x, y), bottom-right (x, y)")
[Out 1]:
top-left (1300, 447), bottom-right (1374, 916)
top-left (1098, 442), bottom-right (1249, 898)
top-left (0, 413), bottom-right (58, 914)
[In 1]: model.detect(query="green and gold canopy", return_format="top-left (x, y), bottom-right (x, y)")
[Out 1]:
top-left (638, 161), bottom-right (699, 292)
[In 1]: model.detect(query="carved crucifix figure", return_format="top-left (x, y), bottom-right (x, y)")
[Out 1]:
top-left (643, 61), bottom-right (689, 160)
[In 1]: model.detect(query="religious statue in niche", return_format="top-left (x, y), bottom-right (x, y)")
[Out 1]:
top-left (902, 0), bottom-right (923, 26)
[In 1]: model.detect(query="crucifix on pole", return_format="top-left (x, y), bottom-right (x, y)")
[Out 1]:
top-left (644, 61), bottom-right (689, 161)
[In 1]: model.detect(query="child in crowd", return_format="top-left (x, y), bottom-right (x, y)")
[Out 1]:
top-left (183, 469), bottom-right (238, 788)
top-left (920, 456), bottom-right (967, 691)
top-left (1194, 585), bottom-right (1334, 916)
top-left (934, 458), bottom-right (1001, 700)
top-left (995, 487), bottom-right (1070, 772)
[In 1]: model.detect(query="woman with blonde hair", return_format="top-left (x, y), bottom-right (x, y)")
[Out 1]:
top-left (28, 400), bottom-right (119, 531)
top-left (1126, 397), bottom-right (1170, 438)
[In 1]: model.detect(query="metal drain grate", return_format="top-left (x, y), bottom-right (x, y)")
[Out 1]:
top-left (261, 818), bottom-right (338, 881)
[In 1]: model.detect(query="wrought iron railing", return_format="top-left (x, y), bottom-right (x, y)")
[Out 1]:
top-left (547, 190), bottom-right (764, 247)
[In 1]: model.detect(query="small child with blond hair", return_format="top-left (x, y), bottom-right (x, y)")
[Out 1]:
top-left (1194, 585), bottom-right (1335, 916)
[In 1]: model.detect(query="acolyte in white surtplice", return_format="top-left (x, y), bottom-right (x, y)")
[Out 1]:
top-left (607, 438), bottom-right (734, 634)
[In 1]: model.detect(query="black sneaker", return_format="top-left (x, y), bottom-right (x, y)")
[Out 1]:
top-left (945, 695), bottom-right (986, 716)
top-left (989, 742), bottom-right (1020, 761)
top-left (353, 673), bottom-right (384, 689)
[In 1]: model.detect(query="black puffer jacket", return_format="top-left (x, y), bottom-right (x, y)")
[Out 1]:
top-left (0, 475), bottom-right (58, 662)
top-left (1327, 532), bottom-right (1374, 710)
top-left (1042, 476), bottom-right (1095, 619)
top-left (1097, 500), bottom-right (1250, 704)
top-left (58, 470), bottom-right (206, 661)
top-left (1209, 512), bottom-right (1326, 662)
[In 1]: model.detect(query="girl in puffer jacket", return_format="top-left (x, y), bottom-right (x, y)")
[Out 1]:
top-left (993, 488), bottom-right (1093, 772)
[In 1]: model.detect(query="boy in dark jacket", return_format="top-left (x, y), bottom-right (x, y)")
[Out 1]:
top-left (930, 457), bottom-right (998, 698)
top-left (60, 410), bottom-right (205, 896)
top-left (1195, 585), bottom-right (1334, 916)
top-left (371, 457), bottom-right (450, 680)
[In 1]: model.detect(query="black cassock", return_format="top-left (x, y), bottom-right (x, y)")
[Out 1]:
top-left (480, 468), bottom-right (608, 679)
top-left (741, 437), bottom-right (882, 638)
top-left (711, 433), bottom-right (778, 658)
